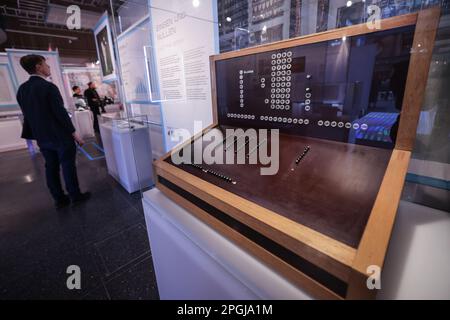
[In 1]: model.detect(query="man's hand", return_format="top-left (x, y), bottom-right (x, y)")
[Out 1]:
top-left (72, 132), bottom-right (85, 146)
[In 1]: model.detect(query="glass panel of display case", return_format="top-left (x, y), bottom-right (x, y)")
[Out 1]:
top-left (216, 25), bottom-right (415, 149)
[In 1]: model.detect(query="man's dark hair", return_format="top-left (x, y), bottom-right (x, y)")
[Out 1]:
top-left (87, 81), bottom-right (93, 87)
top-left (20, 54), bottom-right (46, 75)
top-left (72, 85), bottom-right (80, 91)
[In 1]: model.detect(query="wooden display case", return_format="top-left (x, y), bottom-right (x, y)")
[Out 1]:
top-left (153, 8), bottom-right (440, 299)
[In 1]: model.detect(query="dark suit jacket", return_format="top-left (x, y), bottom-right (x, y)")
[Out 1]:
top-left (16, 76), bottom-right (75, 144)
top-left (84, 88), bottom-right (101, 115)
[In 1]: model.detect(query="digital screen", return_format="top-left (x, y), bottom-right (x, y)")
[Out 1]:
top-left (215, 25), bottom-right (415, 149)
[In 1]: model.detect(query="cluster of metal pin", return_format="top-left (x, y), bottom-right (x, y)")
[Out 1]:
top-left (205, 169), bottom-right (236, 184)
top-left (183, 163), bottom-right (236, 184)
top-left (295, 146), bottom-right (310, 165)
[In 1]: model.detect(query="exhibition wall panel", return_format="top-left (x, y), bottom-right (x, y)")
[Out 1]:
top-left (0, 53), bottom-right (19, 114)
top-left (149, 0), bottom-right (219, 140)
top-left (6, 48), bottom-right (70, 111)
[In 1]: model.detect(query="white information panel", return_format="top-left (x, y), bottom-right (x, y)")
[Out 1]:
top-left (150, 0), bottom-right (218, 136)
top-left (6, 49), bottom-right (70, 109)
top-left (117, 16), bottom-right (152, 103)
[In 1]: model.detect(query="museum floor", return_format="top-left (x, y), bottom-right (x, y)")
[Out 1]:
top-left (0, 145), bottom-right (159, 300)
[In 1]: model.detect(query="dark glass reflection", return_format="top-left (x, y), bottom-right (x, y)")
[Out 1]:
top-left (216, 25), bottom-right (415, 149)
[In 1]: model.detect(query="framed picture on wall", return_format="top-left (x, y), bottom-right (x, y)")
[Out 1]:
top-left (93, 12), bottom-right (116, 82)
top-left (316, 0), bottom-right (330, 32)
top-left (336, 1), bottom-right (364, 28)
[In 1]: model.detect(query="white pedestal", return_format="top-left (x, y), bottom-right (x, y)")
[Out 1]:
top-left (377, 200), bottom-right (450, 300)
top-left (0, 117), bottom-right (27, 152)
top-left (72, 110), bottom-right (95, 139)
top-left (142, 188), bottom-right (312, 300)
top-left (99, 121), bottom-right (153, 193)
top-left (104, 104), bottom-right (122, 113)
top-left (142, 190), bottom-right (450, 300)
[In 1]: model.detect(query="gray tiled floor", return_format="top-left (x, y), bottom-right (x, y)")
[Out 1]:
top-left (0, 146), bottom-right (159, 300)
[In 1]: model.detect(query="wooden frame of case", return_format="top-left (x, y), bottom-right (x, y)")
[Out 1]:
top-left (153, 8), bottom-right (440, 299)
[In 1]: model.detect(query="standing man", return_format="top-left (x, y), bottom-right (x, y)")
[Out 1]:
top-left (72, 85), bottom-right (87, 110)
top-left (84, 82), bottom-right (105, 132)
top-left (72, 85), bottom-right (83, 98)
top-left (16, 55), bottom-right (91, 209)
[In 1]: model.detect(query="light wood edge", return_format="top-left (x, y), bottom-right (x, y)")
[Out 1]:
top-left (210, 13), bottom-right (418, 62)
top-left (155, 160), bottom-right (356, 282)
top-left (156, 181), bottom-right (343, 300)
top-left (395, 7), bottom-right (441, 151)
top-left (155, 123), bottom-right (218, 165)
top-left (346, 149), bottom-right (411, 299)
